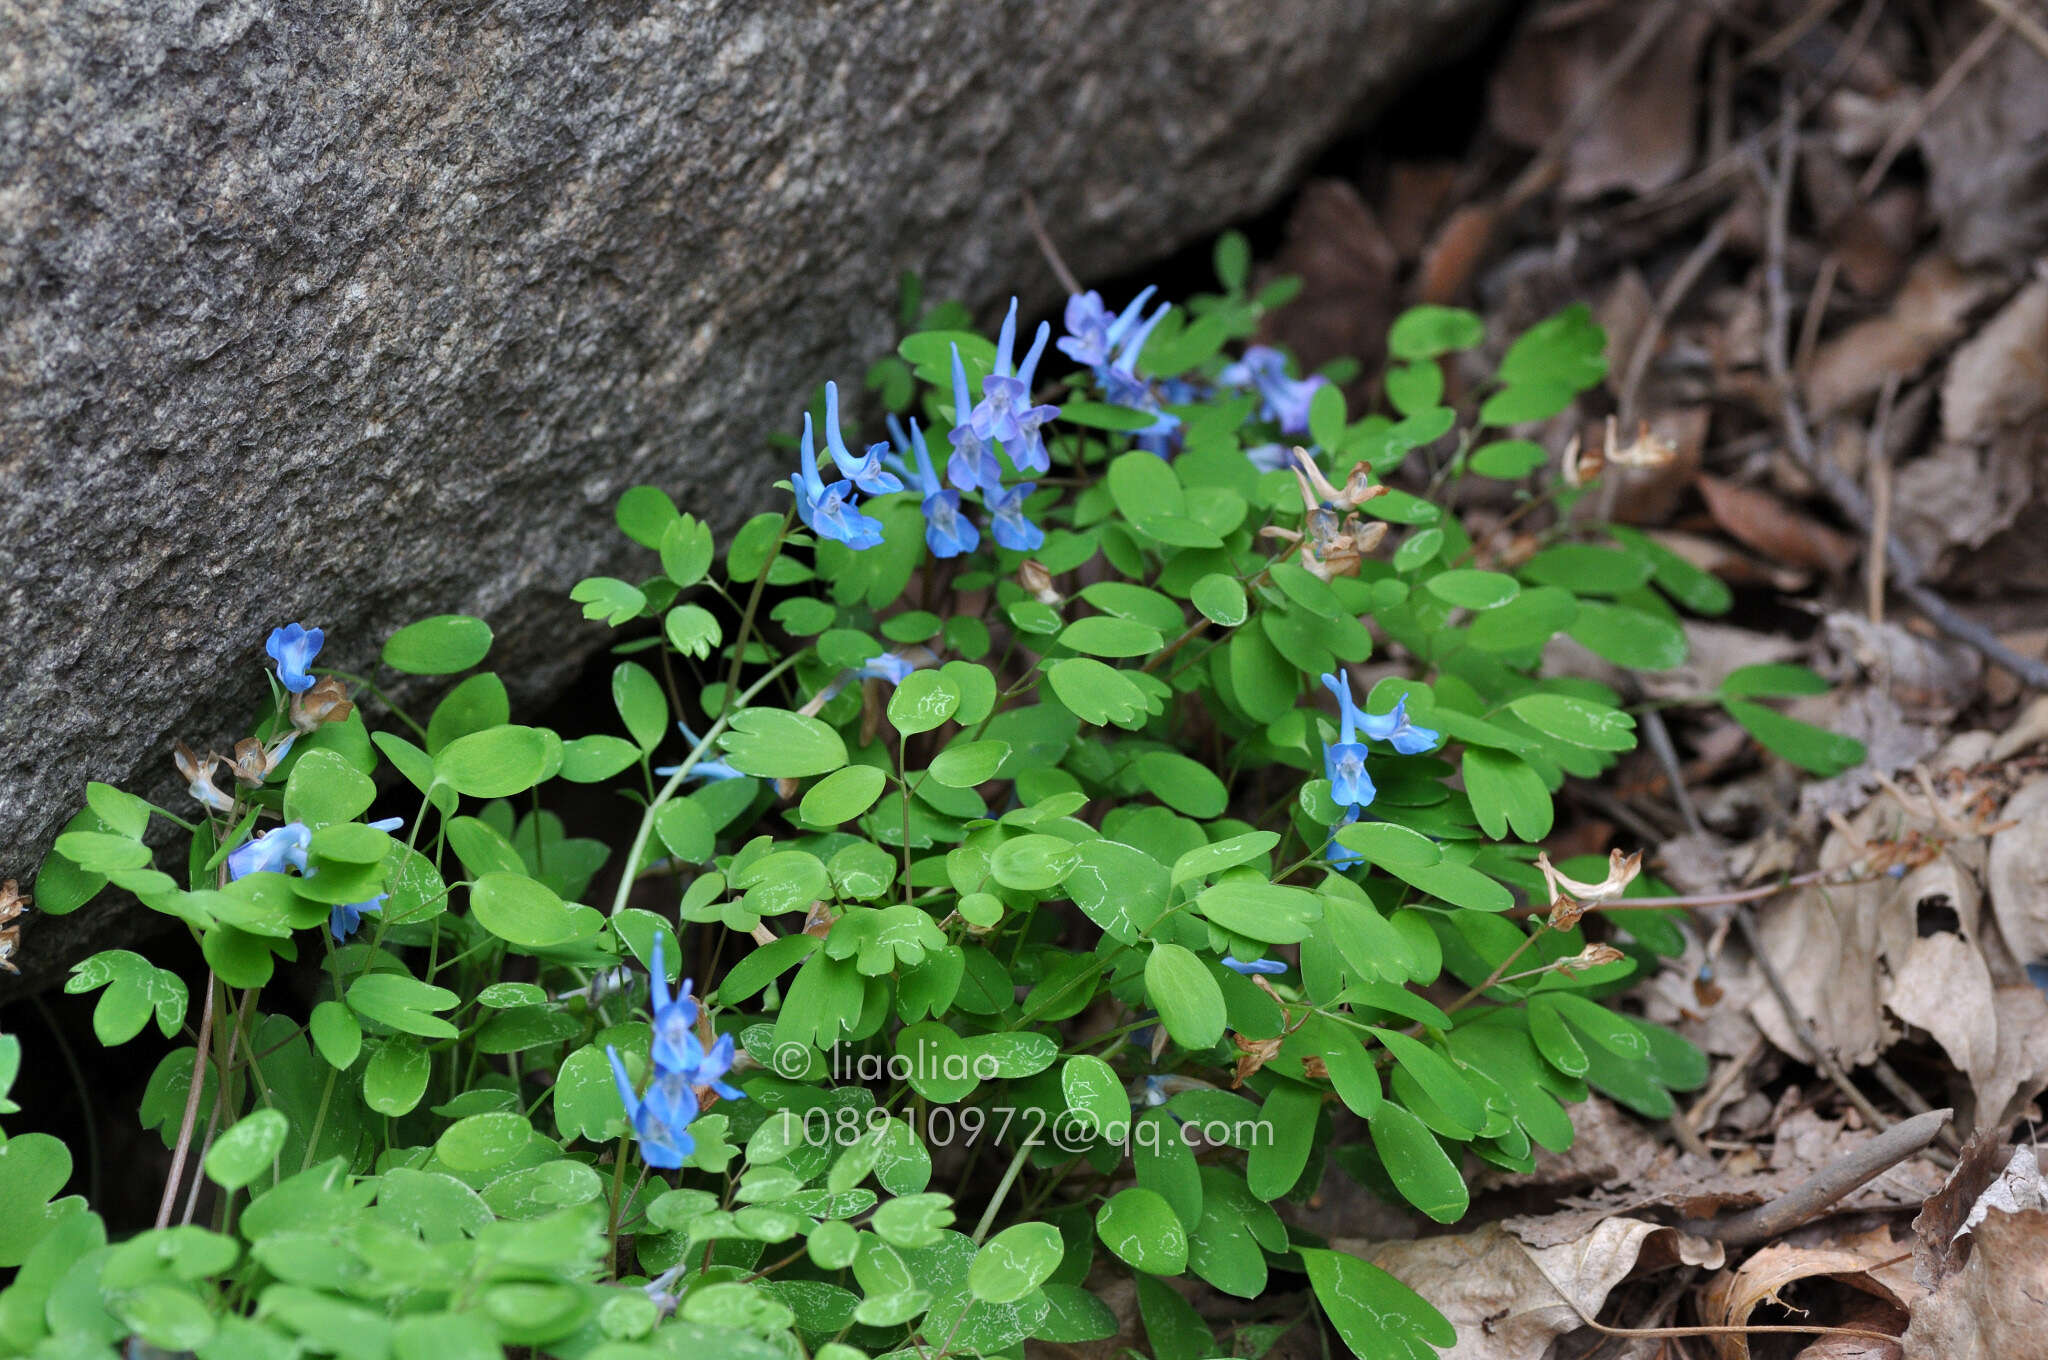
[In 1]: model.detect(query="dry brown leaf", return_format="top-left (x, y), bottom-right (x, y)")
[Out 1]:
top-left (1804, 256), bottom-right (1999, 417)
top-left (1259, 179), bottom-right (1399, 379)
top-left (1941, 276), bottom-right (2048, 443)
top-left (1919, 26), bottom-right (2048, 269)
top-left (1985, 777), bottom-right (2048, 968)
top-left (1486, 5), bottom-right (1710, 201)
top-left (1696, 473), bottom-right (1861, 574)
top-left (1900, 1149), bottom-right (2048, 1359)
top-left (1890, 441), bottom-right (2035, 584)
top-left (1417, 202), bottom-right (1498, 305)
top-left (1815, 613), bottom-right (1983, 720)
top-left (1912, 1132), bottom-right (2017, 1288)
top-left (1347, 1218), bottom-right (1719, 1360)
top-left (1382, 160), bottom-right (1459, 261)
top-left (1703, 1226), bottom-right (1923, 1360)
top-left (1646, 528), bottom-right (1813, 592)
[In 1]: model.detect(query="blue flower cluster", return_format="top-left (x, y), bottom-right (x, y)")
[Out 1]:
top-left (793, 296), bottom-right (1077, 558)
top-left (1319, 670), bottom-right (1440, 868)
top-left (1063, 287), bottom-right (1179, 456)
top-left (607, 933), bottom-right (743, 1169)
top-left (227, 814), bottom-right (403, 940)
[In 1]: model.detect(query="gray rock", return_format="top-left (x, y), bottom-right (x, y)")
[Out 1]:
top-left (0, 0), bottom-right (1500, 989)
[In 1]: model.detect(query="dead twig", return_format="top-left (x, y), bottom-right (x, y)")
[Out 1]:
top-left (1974, 0), bottom-right (2048, 63)
top-left (1021, 191), bottom-right (1082, 298)
top-left (1857, 14), bottom-right (2008, 198)
top-left (1755, 114), bottom-right (2048, 691)
top-left (1642, 707), bottom-right (1707, 837)
top-left (1618, 213), bottom-right (1731, 427)
top-left (1685, 1106), bottom-right (1953, 1245)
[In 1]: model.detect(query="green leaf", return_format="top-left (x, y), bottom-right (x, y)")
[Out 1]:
top-left (383, 615), bottom-right (493, 675)
top-left (887, 670), bottom-right (960, 736)
top-left (1047, 657), bottom-right (1148, 728)
top-left (664, 604), bottom-right (722, 660)
top-left (1145, 944), bottom-right (1226, 1050)
top-left (612, 662), bottom-right (669, 752)
top-left (0, 1133), bottom-right (73, 1266)
top-left (1060, 616), bottom-right (1164, 659)
top-left (1300, 1246), bottom-right (1456, 1357)
top-left (204, 1109), bottom-right (289, 1192)
top-left (1096, 1188), bottom-right (1187, 1275)
top-left (1469, 438), bottom-right (1548, 479)
top-left (1367, 1103), bottom-right (1468, 1222)
top-left (64, 949), bottom-right (187, 1045)
top-left (969, 1222), bottom-right (1064, 1304)
top-left (309, 1001), bottom-right (362, 1070)
top-left (1191, 574), bottom-right (1247, 626)
top-left (558, 734), bottom-right (641, 783)
top-left (471, 872), bottom-right (582, 949)
top-left (285, 748), bottom-right (376, 828)
top-left (1308, 383), bottom-right (1346, 454)
top-left (720, 709), bottom-right (848, 779)
top-left (347, 972), bottom-right (460, 1039)
top-left (1133, 750), bottom-right (1227, 818)
top-left (1461, 749), bottom-right (1554, 841)
top-left (1570, 601), bottom-right (1688, 670)
top-left (1060, 1055), bottom-right (1129, 1134)
top-left (1245, 1079), bottom-right (1321, 1199)
top-left (1608, 524), bottom-right (1734, 615)
top-left (1331, 820), bottom-right (1441, 870)
top-left (659, 515), bottom-right (715, 587)
top-left (1214, 230), bottom-right (1250, 292)
top-left (927, 740), bottom-right (1009, 788)
top-left (989, 834), bottom-right (1082, 892)
top-left (1508, 694), bottom-right (1636, 750)
top-left (1061, 401), bottom-right (1162, 431)
top-left (1723, 699), bottom-right (1866, 776)
top-left (1468, 585), bottom-right (1578, 652)
top-left (570, 577), bottom-right (646, 626)
top-left (1424, 569), bottom-right (1519, 610)
top-left (1521, 544), bottom-right (1653, 594)
top-left (431, 726), bottom-right (550, 799)
top-left (616, 485), bottom-right (681, 547)
top-left (1194, 880), bottom-right (1319, 943)
top-left (1720, 663), bottom-right (1831, 698)
top-left (801, 765), bottom-right (888, 825)
top-left (1386, 359), bottom-right (1444, 417)
top-left (1388, 305), bottom-right (1485, 360)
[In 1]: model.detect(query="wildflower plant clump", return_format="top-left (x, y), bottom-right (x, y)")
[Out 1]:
top-left (6, 236), bottom-right (1866, 1359)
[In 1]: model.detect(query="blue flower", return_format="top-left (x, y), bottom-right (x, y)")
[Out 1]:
top-left (970, 299), bottom-right (1061, 475)
top-left (692, 1031), bottom-right (746, 1102)
top-left (795, 413), bottom-right (885, 550)
top-left (227, 821), bottom-right (312, 879)
top-left (1356, 694), bottom-right (1441, 755)
top-left (329, 895), bottom-right (385, 941)
top-left (266, 624), bottom-right (324, 694)
top-left (1099, 300), bottom-right (1172, 410)
top-left (1220, 346), bottom-right (1327, 436)
top-left (653, 722), bottom-right (746, 781)
top-left (1318, 672), bottom-right (1376, 811)
top-left (859, 652), bottom-right (915, 686)
top-left (946, 344), bottom-right (1004, 493)
top-left (608, 1048), bottom-right (700, 1169)
top-left (646, 933), bottom-right (703, 1074)
top-left (822, 382), bottom-right (904, 495)
top-left (907, 417), bottom-right (980, 558)
top-left (1222, 955), bottom-right (1287, 976)
top-left (1327, 807), bottom-right (1363, 870)
top-left (984, 481), bottom-right (1045, 553)
top-left (1245, 442), bottom-right (1295, 473)
top-left (1058, 286), bottom-right (1160, 369)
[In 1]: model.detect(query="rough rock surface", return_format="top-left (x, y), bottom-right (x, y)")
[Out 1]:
top-left (0, 0), bottom-right (1500, 987)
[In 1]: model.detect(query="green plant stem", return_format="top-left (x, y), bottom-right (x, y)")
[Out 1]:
top-left (608, 653), bottom-right (801, 917)
top-left (970, 1142), bottom-right (1033, 1245)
